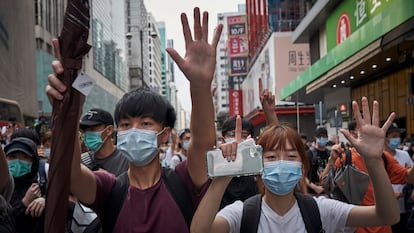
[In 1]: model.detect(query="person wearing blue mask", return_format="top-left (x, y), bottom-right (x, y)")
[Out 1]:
top-left (384, 122), bottom-right (414, 233)
top-left (170, 128), bottom-right (191, 169)
top-left (190, 97), bottom-right (402, 233)
top-left (306, 127), bottom-right (330, 195)
top-left (46, 7), bottom-right (220, 232)
top-left (79, 108), bottom-right (128, 176)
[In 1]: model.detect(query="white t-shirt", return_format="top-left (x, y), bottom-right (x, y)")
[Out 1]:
top-left (218, 195), bottom-right (354, 233)
top-left (391, 149), bottom-right (414, 213)
top-left (170, 153), bottom-right (187, 169)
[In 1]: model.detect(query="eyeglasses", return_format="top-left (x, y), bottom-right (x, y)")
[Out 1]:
top-left (225, 130), bottom-right (251, 139)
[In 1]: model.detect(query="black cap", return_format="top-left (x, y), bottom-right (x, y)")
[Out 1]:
top-left (80, 108), bottom-right (114, 130)
top-left (315, 127), bottom-right (328, 137)
top-left (386, 122), bottom-right (405, 135)
top-left (4, 137), bottom-right (37, 157)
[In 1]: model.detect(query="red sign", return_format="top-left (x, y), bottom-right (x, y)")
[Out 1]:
top-left (336, 13), bottom-right (351, 45)
top-left (229, 89), bottom-right (243, 116)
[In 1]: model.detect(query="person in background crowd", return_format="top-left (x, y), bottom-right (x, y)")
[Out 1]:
top-left (306, 127), bottom-right (330, 195)
top-left (79, 108), bottom-right (129, 176)
top-left (46, 7), bottom-right (221, 232)
top-left (170, 128), bottom-right (190, 169)
top-left (5, 135), bottom-right (45, 233)
top-left (384, 122), bottom-right (414, 233)
top-left (320, 120), bottom-right (414, 233)
top-left (219, 115), bottom-right (259, 209)
top-left (40, 130), bottom-right (52, 160)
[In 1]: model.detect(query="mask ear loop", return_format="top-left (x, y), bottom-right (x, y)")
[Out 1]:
top-left (101, 126), bottom-right (112, 144)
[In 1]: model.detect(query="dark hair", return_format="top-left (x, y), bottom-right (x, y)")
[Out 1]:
top-left (348, 121), bottom-right (357, 131)
top-left (221, 116), bottom-right (254, 137)
top-left (179, 128), bottom-right (190, 139)
top-left (256, 124), bottom-right (309, 174)
top-left (114, 88), bottom-right (176, 128)
top-left (10, 128), bottom-right (40, 145)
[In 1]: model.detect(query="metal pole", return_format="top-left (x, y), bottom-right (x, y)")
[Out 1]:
top-left (296, 93), bottom-right (300, 133)
top-left (319, 101), bottom-right (323, 127)
top-left (335, 110), bottom-right (339, 136)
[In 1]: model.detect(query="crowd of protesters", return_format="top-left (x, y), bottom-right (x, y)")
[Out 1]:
top-left (2, 5), bottom-right (414, 233)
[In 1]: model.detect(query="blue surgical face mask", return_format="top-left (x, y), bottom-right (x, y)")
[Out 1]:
top-left (43, 148), bottom-right (51, 158)
top-left (84, 128), bottom-right (107, 152)
top-left (224, 137), bottom-right (235, 143)
top-left (117, 128), bottom-right (163, 167)
top-left (261, 160), bottom-right (302, 196)
top-left (182, 140), bottom-right (189, 151)
top-left (8, 159), bottom-right (32, 177)
top-left (316, 137), bottom-right (329, 147)
top-left (388, 137), bottom-right (401, 150)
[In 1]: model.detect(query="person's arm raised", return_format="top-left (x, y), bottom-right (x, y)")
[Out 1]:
top-left (0, 147), bottom-right (10, 194)
top-left (45, 39), bottom-right (97, 204)
top-left (342, 97), bottom-right (399, 227)
top-left (259, 78), bottom-right (278, 126)
top-left (166, 8), bottom-right (222, 188)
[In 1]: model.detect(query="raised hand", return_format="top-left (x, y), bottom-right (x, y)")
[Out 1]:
top-left (166, 7), bottom-right (223, 87)
top-left (259, 78), bottom-right (278, 125)
top-left (340, 97), bottom-right (395, 161)
top-left (218, 115), bottom-right (242, 162)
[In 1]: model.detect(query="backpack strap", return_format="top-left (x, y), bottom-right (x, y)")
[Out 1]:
top-left (294, 192), bottom-right (323, 233)
top-left (176, 154), bottom-right (183, 162)
top-left (103, 171), bottom-right (129, 233)
top-left (345, 149), bottom-right (352, 166)
top-left (240, 194), bottom-right (262, 233)
top-left (161, 167), bottom-right (194, 228)
top-left (38, 159), bottom-right (47, 196)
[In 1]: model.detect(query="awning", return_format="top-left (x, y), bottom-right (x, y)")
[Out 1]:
top-left (246, 106), bottom-right (315, 126)
top-left (280, 0), bottom-right (414, 100)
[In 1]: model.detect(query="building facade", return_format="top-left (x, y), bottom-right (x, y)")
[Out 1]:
top-left (147, 13), bottom-right (162, 94)
top-left (282, 0), bottom-right (414, 138)
top-left (0, 0), bottom-right (37, 121)
top-left (125, 0), bottom-right (149, 90)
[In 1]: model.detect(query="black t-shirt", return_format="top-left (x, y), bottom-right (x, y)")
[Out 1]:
top-left (220, 176), bottom-right (258, 209)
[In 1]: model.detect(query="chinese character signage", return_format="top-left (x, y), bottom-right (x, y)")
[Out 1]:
top-left (229, 89), bottom-right (243, 116)
top-left (227, 15), bottom-right (248, 76)
top-left (326, 0), bottom-right (395, 51)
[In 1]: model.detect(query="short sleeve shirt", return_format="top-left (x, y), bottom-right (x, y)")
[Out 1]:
top-left (93, 148), bottom-right (129, 176)
top-left (91, 161), bottom-right (209, 233)
top-left (217, 195), bottom-right (354, 233)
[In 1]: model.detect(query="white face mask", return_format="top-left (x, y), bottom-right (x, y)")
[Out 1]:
top-left (117, 128), bottom-right (164, 167)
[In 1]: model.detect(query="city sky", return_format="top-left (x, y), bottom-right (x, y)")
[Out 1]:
top-left (144, 0), bottom-right (245, 112)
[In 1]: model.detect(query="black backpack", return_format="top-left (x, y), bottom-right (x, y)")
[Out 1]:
top-left (102, 167), bottom-right (194, 233)
top-left (240, 193), bottom-right (325, 233)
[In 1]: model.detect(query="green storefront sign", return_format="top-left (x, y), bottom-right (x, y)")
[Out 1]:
top-left (280, 0), bottom-right (413, 100)
top-left (326, 0), bottom-right (394, 51)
